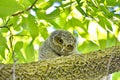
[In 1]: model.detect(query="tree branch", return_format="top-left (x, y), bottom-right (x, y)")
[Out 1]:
top-left (12, 0), bottom-right (38, 16)
top-left (0, 46), bottom-right (120, 80)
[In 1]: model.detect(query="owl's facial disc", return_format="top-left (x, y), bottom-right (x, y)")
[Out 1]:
top-left (50, 30), bottom-right (76, 56)
top-left (53, 35), bottom-right (74, 53)
top-left (54, 36), bottom-right (63, 45)
top-left (60, 44), bottom-right (74, 52)
top-left (66, 44), bottom-right (74, 51)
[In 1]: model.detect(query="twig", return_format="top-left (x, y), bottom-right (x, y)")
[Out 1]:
top-left (9, 31), bottom-right (15, 79)
top-left (6, 24), bottom-right (16, 80)
top-left (0, 18), bottom-right (16, 80)
top-left (12, 0), bottom-right (38, 16)
top-left (0, 24), bottom-right (13, 28)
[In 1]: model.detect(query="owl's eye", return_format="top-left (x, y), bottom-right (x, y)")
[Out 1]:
top-left (67, 44), bottom-right (74, 50)
top-left (54, 36), bottom-right (63, 44)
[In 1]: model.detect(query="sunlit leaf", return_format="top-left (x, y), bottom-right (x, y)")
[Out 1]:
top-left (106, 31), bottom-right (117, 47)
top-left (78, 40), bottom-right (100, 53)
top-left (61, 1), bottom-right (75, 7)
top-left (0, 32), bottom-right (8, 49)
top-left (98, 39), bottom-right (106, 49)
top-left (36, 1), bottom-right (53, 10)
top-left (46, 8), bottom-right (61, 19)
top-left (18, 0), bottom-right (31, 9)
top-left (15, 30), bottom-right (29, 36)
top-left (1, 28), bottom-right (8, 33)
top-left (53, 7), bottom-right (71, 28)
top-left (113, 72), bottom-right (120, 80)
top-left (76, 6), bottom-right (87, 16)
top-left (98, 16), bottom-right (112, 30)
top-left (15, 51), bottom-right (26, 63)
top-left (0, 32), bottom-right (9, 59)
top-left (25, 43), bottom-right (35, 62)
top-left (100, 0), bottom-right (105, 3)
top-left (103, 18), bottom-right (113, 31)
top-left (47, 20), bottom-right (61, 28)
top-left (39, 27), bottom-right (49, 39)
top-left (0, 0), bottom-right (22, 17)
top-left (36, 10), bottom-right (46, 19)
top-left (27, 14), bottom-right (39, 39)
top-left (99, 5), bottom-right (109, 14)
top-left (14, 41), bottom-right (23, 52)
top-left (82, 19), bottom-right (89, 31)
top-left (114, 14), bottom-right (120, 19)
top-left (106, 0), bottom-right (116, 6)
top-left (0, 46), bottom-right (5, 59)
top-left (28, 0), bottom-right (35, 4)
top-left (68, 17), bottom-right (83, 27)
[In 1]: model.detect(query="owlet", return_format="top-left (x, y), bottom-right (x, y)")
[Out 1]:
top-left (39, 30), bottom-right (78, 60)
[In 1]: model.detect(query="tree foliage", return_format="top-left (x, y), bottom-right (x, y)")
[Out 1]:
top-left (0, 0), bottom-right (120, 79)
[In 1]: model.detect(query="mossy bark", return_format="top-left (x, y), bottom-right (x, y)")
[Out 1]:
top-left (0, 46), bottom-right (120, 80)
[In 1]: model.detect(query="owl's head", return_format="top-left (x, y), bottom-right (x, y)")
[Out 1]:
top-left (49, 30), bottom-right (77, 56)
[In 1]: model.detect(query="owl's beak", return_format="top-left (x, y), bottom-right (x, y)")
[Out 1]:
top-left (60, 47), bottom-right (65, 52)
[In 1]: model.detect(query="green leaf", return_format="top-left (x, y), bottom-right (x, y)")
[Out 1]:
top-left (106, 31), bottom-right (116, 47)
top-left (61, 1), bottom-right (75, 7)
top-left (106, 0), bottom-right (116, 6)
top-left (15, 30), bottom-right (29, 36)
top-left (36, 1), bottom-right (53, 10)
top-left (113, 72), bottom-right (120, 80)
top-left (98, 16), bottom-right (112, 30)
top-left (100, 0), bottom-right (105, 3)
top-left (37, 8), bottom-right (61, 20)
top-left (39, 28), bottom-right (49, 39)
top-left (114, 14), bottom-right (120, 19)
top-left (46, 8), bottom-right (61, 19)
top-left (83, 19), bottom-right (89, 31)
top-left (15, 51), bottom-right (26, 63)
top-left (76, 0), bottom-right (81, 3)
top-left (28, 0), bottom-right (35, 3)
top-left (98, 39), bottom-right (106, 49)
top-left (0, 33), bottom-right (8, 48)
top-left (36, 10), bottom-right (46, 19)
top-left (18, 0), bottom-right (31, 9)
top-left (47, 20), bottom-right (61, 28)
top-left (9, 16), bottom-right (22, 31)
top-left (66, 17), bottom-right (88, 32)
top-left (0, 46), bottom-right (5, 59)
top-left (99, 5), bottom-right (110, 14)
top-left (78, 40), bottom-right (100, 53)
top-left (14, 41), bottom-right (23, 52)
top-left (52, 7), bottom-right (71, 29)
top-left (117, 0), bottom-right (120, 5)
top-left (103, 18), bottom-right (112, 31)
top-left (68, 17), bottom-right (83, 27)
top-left (27, 15), bottom-right (39, 39)
top-left (98, 16), bottom-right (106, 29)
top-left (0, 0), bottom-right (22, 17)
top-left (76, 0), bottom-right (83, 6)
top-left (76, 6), bottom-right (87, 16)
top-left (1, 28), bottom-right (8, 33)
top-left (0, 33), bottom-right (8, 59)
top-left (25, 43), bottom-right (35, 62)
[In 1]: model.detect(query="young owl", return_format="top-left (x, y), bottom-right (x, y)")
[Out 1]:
top-left (39, 30), bottom-right (78, 60)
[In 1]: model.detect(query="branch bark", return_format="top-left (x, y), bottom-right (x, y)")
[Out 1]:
top-left (0, 46), bottom-right (120, 80)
